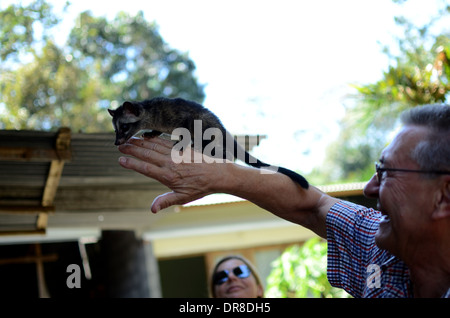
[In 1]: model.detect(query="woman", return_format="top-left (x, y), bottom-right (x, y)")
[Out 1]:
top-left (210, 255), bottom-right (264, 298)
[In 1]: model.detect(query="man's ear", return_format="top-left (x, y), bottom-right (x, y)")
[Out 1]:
top-left (432, 177), bottom-right (450, 220)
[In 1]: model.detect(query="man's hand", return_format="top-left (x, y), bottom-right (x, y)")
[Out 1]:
top-left (117, 136), bottom-right (223, 213)
top-left (117, 136), bottom-right (333, 238)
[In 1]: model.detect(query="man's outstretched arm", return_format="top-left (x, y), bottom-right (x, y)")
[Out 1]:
top-left (117, 136), bottom-right (338, 238)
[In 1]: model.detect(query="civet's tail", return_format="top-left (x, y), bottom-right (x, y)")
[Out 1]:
top-left (230, 135), bottom-right (309, 189)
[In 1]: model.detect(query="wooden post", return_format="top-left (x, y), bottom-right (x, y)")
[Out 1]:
top-left (0, 243), bottom-right (58, 298)
top-left (34, 244), bottom-right (50, 298)
top-left (100, 230), bottom-right (158, 297)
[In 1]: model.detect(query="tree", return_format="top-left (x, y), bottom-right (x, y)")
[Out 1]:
top-left (309, 0), bottom-right (450, 183)
top-left (67, 10), bottom-right (205, 105)
top-left (265, 238), bottom-right (351, 298)
top-left (1, 39), bottom-right (104, 130)
top-left (0, 0), bottom-right (65, 62)
top-left (0, 2), bottom-right (205, 132)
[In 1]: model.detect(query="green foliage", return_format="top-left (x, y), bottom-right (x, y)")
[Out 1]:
top-left (350, 0), bottom-right (450, 131)
top-left (265, 238), bottom-right (351, 298)
top-left (67, 11), bottom-right (205, 103)
top-left (310, 0), bottom-right (450, 184)
top-left (0, 1), bottom-right (204, 132)
top-left (351, 42), bottom-right (450, 130)
top-left (0, 0), bottom-right (65, 62)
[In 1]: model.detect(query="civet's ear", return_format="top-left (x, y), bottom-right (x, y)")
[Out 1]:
top-left (122, 101), bottom-right (142, 117)
top-left (108, 109), bottom-right (116, 117)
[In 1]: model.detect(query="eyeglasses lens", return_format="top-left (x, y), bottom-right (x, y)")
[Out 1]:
top-left (213, 265), bottom-right (251, 285)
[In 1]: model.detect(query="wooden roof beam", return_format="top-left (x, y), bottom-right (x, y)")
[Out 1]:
top-left (42, 160), bottom-right (65, 207)
top-left (0, 128), bottom-right (70, 235)
top-left (0, 206), bottom-right (55, 214)
top-left (0, 127), bottom-right (72, 162)
top-left (0, 147), bottom-right (70, 162)
top-left (42, 128), bottom-right (71, 207)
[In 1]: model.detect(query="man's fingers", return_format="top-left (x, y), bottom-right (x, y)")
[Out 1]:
top-left (118, 155), bottom-right (163, 178)
top-left (151, 192), bottom-right (176, 213)
top-left (117, 135), bottom-right (211, 213)
top-left (151, 192), bottom-right (205, 213)
top-left (127, 136), bottom-right (175, 155)
top-left (118, 140), bottom-right (170, 168)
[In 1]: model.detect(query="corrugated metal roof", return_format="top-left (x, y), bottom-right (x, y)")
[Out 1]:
top-left (0, 129), bottom-right (370, 237)
top-left (317, 182), bottom-right (367, 195)
top-left (0, 129), bottom-right (267, 235)
top-left (61, 132), bottom-right (152, 184)
top-left (181, 182), bottom-right (367, 208)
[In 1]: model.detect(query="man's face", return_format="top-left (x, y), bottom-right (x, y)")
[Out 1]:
top-left (363, 125), bottom-right (437, 259)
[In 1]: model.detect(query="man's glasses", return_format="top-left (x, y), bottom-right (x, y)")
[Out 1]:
top-left (375, 162), bottom-right (450, 183)
top-left (213, 264), bottom-right (251, 285)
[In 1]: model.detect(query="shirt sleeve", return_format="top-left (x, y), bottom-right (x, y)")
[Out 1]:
top-left (325, 200), bottom-right (386, 297)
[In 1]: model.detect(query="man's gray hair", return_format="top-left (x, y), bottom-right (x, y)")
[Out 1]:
top-left (400, 104), bottom-right (450, 172)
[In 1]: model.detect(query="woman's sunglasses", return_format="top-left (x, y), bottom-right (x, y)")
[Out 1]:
top-left (213, 264), bottom-right (251, 285)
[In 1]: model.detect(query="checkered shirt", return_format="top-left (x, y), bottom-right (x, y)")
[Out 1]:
top-left (326, 200), bottom-right (413, 298)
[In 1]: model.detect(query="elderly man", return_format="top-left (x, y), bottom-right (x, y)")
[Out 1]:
top-left (117, 104), bottom-right (449, 298)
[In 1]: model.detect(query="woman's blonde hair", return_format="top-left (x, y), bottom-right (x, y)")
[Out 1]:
top-left (209, 255), bottom-right (264, 298)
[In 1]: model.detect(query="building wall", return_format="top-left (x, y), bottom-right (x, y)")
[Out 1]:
top-left (0, 194), bottom-right (377, 298)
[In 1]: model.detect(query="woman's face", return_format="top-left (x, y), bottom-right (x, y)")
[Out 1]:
top-left (213, 258), bottom-right (263, 298)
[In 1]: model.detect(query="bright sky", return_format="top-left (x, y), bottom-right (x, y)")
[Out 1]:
top-left (5, 0), bottom-right (443, 173)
